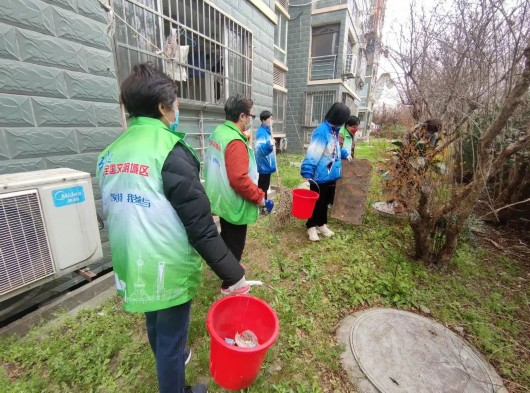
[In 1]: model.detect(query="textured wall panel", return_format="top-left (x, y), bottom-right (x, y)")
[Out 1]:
top-left (0, 94), bottom-right (35, 126)
top-left (16, 28), bottom-right (88, 72)
top-left (3, 128), bottom-right (78, 159)
top-left (0, 0), bottom-right (55, 35)
top-left (0, 59), bottom-right (68, 98)
top-left (64, 72), bottom-right (118, 102)
top-left (31, 97), bottom-right (97, 127)
top-left (45, 152), bottom-right (100, 174)
top-left (76, 127), bottom-right (121, 153)
top-left (41, 0), bottom-right (78, 13)
top-left (78, 0), bottom-right (109, 23)
top-left (0, 24), bottom-right (20, 60)
top-left (85, 47), bottom-right (116, 78)
top-left (52, 7), bottom-right (111, 50)
top-left (0, 130), bottom-right (10, 159)
top-left (93, 103), bottom-right (121, 127)
top-left (0, 158), bottom-right (46, 174)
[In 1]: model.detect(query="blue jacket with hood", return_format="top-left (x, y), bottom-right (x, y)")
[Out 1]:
top-left (254, 124), bottom-right (277, 174)
top-left (300, 120), bottom-right (348, 184)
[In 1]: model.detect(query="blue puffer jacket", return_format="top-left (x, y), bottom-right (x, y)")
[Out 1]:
top-left (254, 124), bottom-right (277, 174)
top-left (300, 120), bottom-right (348, 184)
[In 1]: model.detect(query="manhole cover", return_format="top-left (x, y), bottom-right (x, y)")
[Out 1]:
top-left (349, 309), bottom-right (503, 392)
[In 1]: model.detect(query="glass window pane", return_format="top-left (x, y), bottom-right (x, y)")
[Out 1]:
top-left (280, 15), bottom-right (287, 50)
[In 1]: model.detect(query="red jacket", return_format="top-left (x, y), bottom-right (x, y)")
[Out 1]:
top-left (225, 140), bottom-right (264, 204)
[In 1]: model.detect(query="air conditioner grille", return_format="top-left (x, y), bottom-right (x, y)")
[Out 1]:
top-left (0, 190), bottom-right (55, 296)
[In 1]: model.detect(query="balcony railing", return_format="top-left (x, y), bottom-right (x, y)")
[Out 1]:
top-left (309, 55), bottom-right (337, 80)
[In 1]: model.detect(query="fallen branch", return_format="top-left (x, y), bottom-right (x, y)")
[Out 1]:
top-left (480, 197), bottom-right (530, 218)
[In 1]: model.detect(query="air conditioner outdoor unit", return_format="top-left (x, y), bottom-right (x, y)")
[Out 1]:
top-left (0, 168), bottom-right (103, 302)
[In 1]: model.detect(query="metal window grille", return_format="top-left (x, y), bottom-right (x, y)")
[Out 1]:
top-left (310, 55), bottom-right (337, 80)
top-left (273, 66), bottom-right (286, 87)
top-left (273, 89), bottom-right (286, 133)
top-left (303, 90), bottom-right (338, 143)
top-left (310, 24), bottom-right (339, 80)
top-left (113, 0), bottom-right (253, 105)
top-left (0, 191), bottom-right (55, 296)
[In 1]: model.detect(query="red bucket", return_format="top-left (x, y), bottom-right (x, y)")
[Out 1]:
top-left (291, 188), bottom-right (319, 219)
top-left (206, 295), bottom-right (279, 390)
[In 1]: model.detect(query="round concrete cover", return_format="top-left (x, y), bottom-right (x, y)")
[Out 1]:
top-left (350, 309), bottom-right (503, 392)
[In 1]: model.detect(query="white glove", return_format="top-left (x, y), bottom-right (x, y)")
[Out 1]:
top-left (347, 155), bottom-right (353, 162)
top-left (221, 276), bottom-right (250, 295)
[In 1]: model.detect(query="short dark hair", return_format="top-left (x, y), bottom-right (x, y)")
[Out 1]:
top-left (120, 63), bottom-right (177, 118)
top-left (260, 110), bottom-right (272, 122)
top-left (424, 118), bottom-right (442, 134)
top-left (325, 103), bottom-right (351, 126)
top-left (225, 94), bottom-right (253, 122)
top-left (345, 116), bottom-right (360, 127)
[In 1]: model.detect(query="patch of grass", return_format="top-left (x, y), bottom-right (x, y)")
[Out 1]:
top-left (1, 138), bottom-right (528, 392)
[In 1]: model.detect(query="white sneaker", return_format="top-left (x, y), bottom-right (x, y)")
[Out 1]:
top-left (307, 227), bottom-right (320, 241)
top-left (317, 224), bottom-right (334, 237)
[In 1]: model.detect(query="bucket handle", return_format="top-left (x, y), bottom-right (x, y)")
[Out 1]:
top-left (306, 178), bottom-right (320, 195)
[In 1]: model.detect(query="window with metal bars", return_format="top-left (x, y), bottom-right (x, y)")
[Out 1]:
top-left (304, 91), bottom-right (338, 127)
top-left (113, 0), bottom-right (253, 105)
top-left (310, 24), bottom-right (340, 80)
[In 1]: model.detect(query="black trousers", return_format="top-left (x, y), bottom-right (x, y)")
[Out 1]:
top-left (327, 184), bottom-right (336, 206)
top-left (257, 173), bottom-right (271, 199)
top-left (220, 217), bottom-right (247, 262)
top-left (306, 181), bottom-right (336, 229)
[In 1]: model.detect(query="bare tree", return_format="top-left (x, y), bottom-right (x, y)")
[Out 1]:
top-left (384, 0), bottom-right (530, 264)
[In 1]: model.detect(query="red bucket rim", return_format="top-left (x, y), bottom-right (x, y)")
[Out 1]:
top-left (292, 188), bottom-right (319, 198)
top-left (206, 294), bottom-right (280, 352)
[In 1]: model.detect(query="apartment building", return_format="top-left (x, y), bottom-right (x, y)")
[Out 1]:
top-left (285, 0), bottom-right (385, 151)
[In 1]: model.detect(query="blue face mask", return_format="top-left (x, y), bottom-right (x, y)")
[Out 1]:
top-left (169, 109), bottom-right (179, 132)
top-left (164, 107), bottom-right (179, 133)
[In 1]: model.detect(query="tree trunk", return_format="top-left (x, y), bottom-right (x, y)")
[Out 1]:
top-left (437, 224), bottom-right (463, 263)
top-left (411, 222), bottom-right (433, 262)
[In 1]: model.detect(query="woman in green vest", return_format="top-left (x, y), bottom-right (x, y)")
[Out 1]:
top-left (97, 63), bottom-right (251, 393)
top-left (204, 94), bottom-right (274, 262)
top-left (338, 115), bottom-right (360, 158)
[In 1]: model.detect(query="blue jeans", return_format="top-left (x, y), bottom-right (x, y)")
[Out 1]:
top-left (145, 301), bottom-right (191, 393)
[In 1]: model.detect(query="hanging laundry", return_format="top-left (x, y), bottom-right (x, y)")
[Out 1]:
top-left (164, 27), bottom-right (189, 81)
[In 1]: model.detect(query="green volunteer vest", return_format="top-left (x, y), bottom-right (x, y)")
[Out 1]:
top-left (96, 117), bottom-right (202, 313)
top-left (339, 126), bottom-right (353, 153)
top-left (204, 121), bottom-right (259, 225)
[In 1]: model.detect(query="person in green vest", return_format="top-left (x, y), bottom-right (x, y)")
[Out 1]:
top-left (96, 63), bottom-right (252, 393)
top-left (204, 94), bottom-right (274, 262)
top-left (339, 115), bottom-right (360, 158)
top-left (327, 115), bottom-right (360, 209)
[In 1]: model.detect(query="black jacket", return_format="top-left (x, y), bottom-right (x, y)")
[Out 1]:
top-left (161, 142), bottom-right (244, 288)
